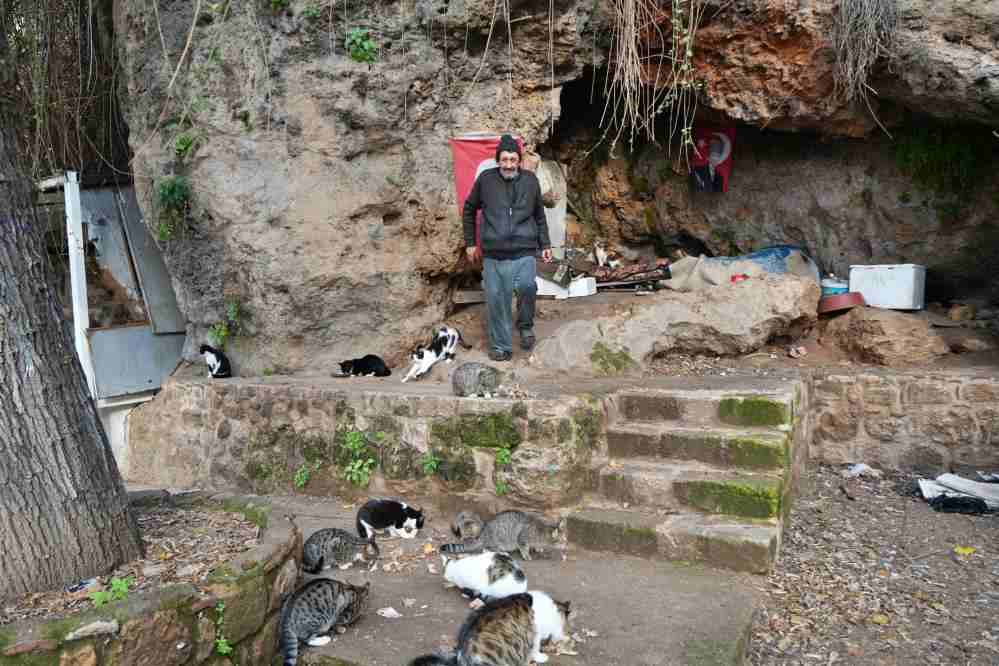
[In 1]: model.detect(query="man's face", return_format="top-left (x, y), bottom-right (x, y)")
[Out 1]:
top-left (498, 150), bottom-right (520, 180)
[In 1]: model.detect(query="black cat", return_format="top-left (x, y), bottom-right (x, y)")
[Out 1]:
top-left (356, 498), bottom-right (425, 539)
top-left (199, 344), bottom-right (232, 379)
top-left (339, 354), bottom-right (391, 377)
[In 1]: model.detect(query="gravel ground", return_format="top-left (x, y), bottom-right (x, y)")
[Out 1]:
top-left (749, 464), bottom-right (999, 666)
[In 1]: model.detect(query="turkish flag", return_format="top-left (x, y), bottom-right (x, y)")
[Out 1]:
top-left (690, 126), bottom-right (735, 193)
top-left (449, 133), bottom-right (525, 252)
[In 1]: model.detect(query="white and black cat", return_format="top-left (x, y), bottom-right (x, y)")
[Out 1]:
top-left (199, 344), bottom-right (232, 379)
top-left (442, 551), bottom-right (528, 603)
top-left (338, 354), bottom-right (391, 377)
top-left (401, 326), bottom-right (471, 383)
top-left (356, 498), bottom-right (425, 540)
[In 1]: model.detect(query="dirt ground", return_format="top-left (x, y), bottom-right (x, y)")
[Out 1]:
top-left (748, 464), bottom-right (999, 666)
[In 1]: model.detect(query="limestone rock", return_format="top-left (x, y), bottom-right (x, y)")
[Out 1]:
top-left (821, 307), bottom-right (950, 367)
top-left (533, 275), bottom-right (820, 372)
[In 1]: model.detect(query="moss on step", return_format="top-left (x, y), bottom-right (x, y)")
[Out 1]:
top-left (430, 413), bottom-right (522, 451)
top-left (566, 512), bottom-right (658, 557)
top-left (221, 498), bottom-right (271, 529)
top-left (676, 478), bottom-right (781, 519)
top-left (726, 436), bottom-right (788, 470)
top-left (718, 396), bottom-right (790, 427)
top-left (590, 342), bottom-right (636, 375)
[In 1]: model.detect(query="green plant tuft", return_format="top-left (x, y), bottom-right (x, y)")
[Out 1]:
top-left (89, 575), bottom-right (134, 608)
top-left (420, 451), bottom-right (441, 475)
top-left (155, 175), bottom-right (191, 241)
top-left (345, 28), bottom-right (377, 63)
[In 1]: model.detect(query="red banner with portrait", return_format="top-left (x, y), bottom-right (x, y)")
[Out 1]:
top-left (448, 133), bottom-right (525, 252)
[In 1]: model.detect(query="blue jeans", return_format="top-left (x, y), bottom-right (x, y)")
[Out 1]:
top-left (483, 255), bottom-right (537, 354)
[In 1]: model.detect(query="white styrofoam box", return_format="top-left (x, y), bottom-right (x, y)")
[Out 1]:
top-left (535, 275), bottom-right (597, 300)
top-left (848, 264), bottom-right (926, 310)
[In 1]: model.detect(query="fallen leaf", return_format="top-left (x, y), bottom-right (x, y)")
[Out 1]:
top-left (423, 543), bottom-right (436, 555)
top-left (953, 545), bottom-right (976, 557)
top-left (870, 614), bottom-right (890, 625)
top-left (377, 607), bottom-right (403, 619)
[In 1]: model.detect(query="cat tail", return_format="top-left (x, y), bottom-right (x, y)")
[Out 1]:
top-left (439, 538), bottom-right (483, 555)
top-left (456, 327), bottom-right (472, 349)
top-left (356, 515), bottom-right (368, 540)
top-left (408, 650), bottom-right (458, 666)
top-left (278, 605), bottom-right (300, 666)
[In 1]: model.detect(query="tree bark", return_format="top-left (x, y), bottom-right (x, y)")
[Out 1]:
top-left (0, 13), bottom-right (144, 602)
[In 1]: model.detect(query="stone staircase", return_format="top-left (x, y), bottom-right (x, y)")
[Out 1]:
top-left (567, 385), bottom-right (800, 574)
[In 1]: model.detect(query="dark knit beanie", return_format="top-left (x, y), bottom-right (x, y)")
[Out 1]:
top-left (495, 134), bottom-right (521, 161)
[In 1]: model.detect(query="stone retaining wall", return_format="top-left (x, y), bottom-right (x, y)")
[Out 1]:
top-left (127, 378), bottom-right (606, 509)
top-left (0, 496), bottom-right (301, 666)
top-left (809, 370), bottom-right (999, 471)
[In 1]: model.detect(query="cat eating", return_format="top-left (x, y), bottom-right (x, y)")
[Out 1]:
top-left (278, 578), bottom-right (370, 666)
top-left (441, 550), bottom-right (528, 604)
top-left (439, 510), bottom-right (566, 560)
top-left (301, 527), bottom-right (379, 573)
top-left (337, 354), bottom-right (391, 377)
top-left (356, 498), bottom-right (425, 540)
top-left (401, 325), bottom-right (471, 383)
top-left (199, 344), bottom-right (232, 379)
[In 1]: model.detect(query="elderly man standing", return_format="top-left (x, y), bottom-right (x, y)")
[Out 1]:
top-left (463, 134), bottom-right (552, 361)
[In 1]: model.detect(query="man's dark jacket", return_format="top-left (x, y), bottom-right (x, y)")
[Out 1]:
top-left (462, 168), bottom-right (552, 259)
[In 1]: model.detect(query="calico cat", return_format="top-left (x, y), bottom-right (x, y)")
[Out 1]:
top-left (451, 510), bottom-right (484, 541)
top-left (338, 354), bottom-right (391, 377)
top-left (451, 362), bottom-right (502, 398)
top-left (408, 592), bottom-right (551, 666)
top-left (401, 326), bottom-right (471, 383)
top-left (442, 551), bottom-right (527, 602)
top-left (199, 344), bottom-right (232, 379)
top-left (302, 528), bottom-right (379, 573)
top-left (278, 578), bottom-right (370, 666)
top-left (439, 510), bottom-right (566, 560)
top-left (356, 498), bottom-right (425, 540)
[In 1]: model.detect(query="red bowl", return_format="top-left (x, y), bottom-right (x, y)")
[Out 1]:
top-left (818, 291), bottom-right (865, 314)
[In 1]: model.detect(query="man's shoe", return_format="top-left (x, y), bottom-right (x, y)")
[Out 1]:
top-left (519, 333), bottom-right (536, 352)
top-left (488, 350), bottom-right (512, 362)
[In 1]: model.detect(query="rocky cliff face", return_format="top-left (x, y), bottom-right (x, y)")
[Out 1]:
top-left (113, 0), bottom-right (999, 373)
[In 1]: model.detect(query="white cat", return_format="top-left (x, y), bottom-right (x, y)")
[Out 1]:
top-left (528, 590), bottom-right (572, 663)
top-left (441, 551), bottom-right (527, 603)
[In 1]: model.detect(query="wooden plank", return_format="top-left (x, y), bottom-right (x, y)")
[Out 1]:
top-left (453, 290), bottom-right (486, 304)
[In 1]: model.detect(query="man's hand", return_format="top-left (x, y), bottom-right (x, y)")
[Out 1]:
top-left (465, 246), bottom-right (480, 262)
top-left (541, 248), bottom-right (553, 263)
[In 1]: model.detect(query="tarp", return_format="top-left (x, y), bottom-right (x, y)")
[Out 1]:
top-left (689, 126), bottom-right (735, 192)
top-left (448, 133), bottom-right (524, 253)
top-left (663, 245), bottom-right (821, 292)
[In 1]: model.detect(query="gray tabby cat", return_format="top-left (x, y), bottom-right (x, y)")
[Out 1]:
top-left (451, 510), bottom-right (484, 540)
top-left (278, 578), bottom-right (370, 666)
top-left (439, 510), bottom-right (566, 560)
top-left (451, 362), bottom-right (502, 397)
top-left (302, 527), bottom-right (379, 573)
top-left (408, 593), bottom-right (536, 666)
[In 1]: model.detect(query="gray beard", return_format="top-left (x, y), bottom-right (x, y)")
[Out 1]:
top-left (500, 168), bottom-right (518, 180)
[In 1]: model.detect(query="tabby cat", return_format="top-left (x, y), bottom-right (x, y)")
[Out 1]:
top-left (407, 593), bottom-right (536, 666)
top-left (278, 578), bottom-right (370, 666)
top-left (451, 362), bottom-right (502, 398)
top-left (439, 510), bottom-right (566, 560)
top-left (301, 528), bottom-right (379, 573)
top-left (450, 510), bottom-right (484, 541)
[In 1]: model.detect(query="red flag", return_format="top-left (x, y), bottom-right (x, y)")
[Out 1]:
top-left (690, 126), bottom-right (735, 193)
top-left (449, 133), bottom-right (524, 252)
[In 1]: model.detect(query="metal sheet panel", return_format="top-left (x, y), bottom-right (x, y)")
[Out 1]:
top-left (116, 187), bottom-right (187, 334)
top-left (88, 325), bottom-right (185, 399)
top-left (80, 189), bottom-right (142, 301)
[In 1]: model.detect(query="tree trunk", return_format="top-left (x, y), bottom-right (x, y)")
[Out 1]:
top-left (0, 17), bottom-right (144, 603)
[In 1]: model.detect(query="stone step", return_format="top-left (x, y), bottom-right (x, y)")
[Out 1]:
top-left (607, 422), bottom-right (789, 470)
top-left (615, 388), bottom-right (795, 428)
top-left (567, 507), bottom-right (779, 574)
top-left (598, 463), bottom-right (784, 518)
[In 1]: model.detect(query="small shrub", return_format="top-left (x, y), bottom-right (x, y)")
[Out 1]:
top-left (214, 601), bottom-right (233, 655)
top-left (302, 4), bottom-right (322, 20)
top-left (208, 321), bottom-right (230, 350)
top-left (174, 133), bottom-right (197, 160)
top-left (420, 451), bottom-right (441, 475)
top-left (494, 480), bottom-right (510, 496)
top-left (270, 0), bottom-right (289, 12)
top-left (344, 457), bottom-right (376, 487)
top-left (155, 175), bottom-right (191, 241)
top-left (294, 461), bottom-right (321, 489)
top-left (89, 575), bottom-right (134, 608)
top-left (345, 28), bottom-right (377, 63)
top-left (495, 447), bottom-right (512, 467)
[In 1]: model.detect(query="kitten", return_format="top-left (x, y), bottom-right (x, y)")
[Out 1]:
top-left (356, 498), bottom-right (425, 540)
top-left (451, 362), bottom-right (502, 398)
top-left (278, 578), bottom-right (370, 666)
top-left (442, 551), bottom-right (527, 602)
top-left (338, 354), bottom-right (391, 377)
top-left (199, 344), bottom-right (232, 379)
top-left (401, 326), bottom-right (470, 382)
top-left (451, 511), bottom-right (484, 541)
top-left (302, 528), bottom-right (379, 573)
top-left (407, 593), bottom-right (536, 666)
top-left (439, 510), bottom-right (566, 560)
